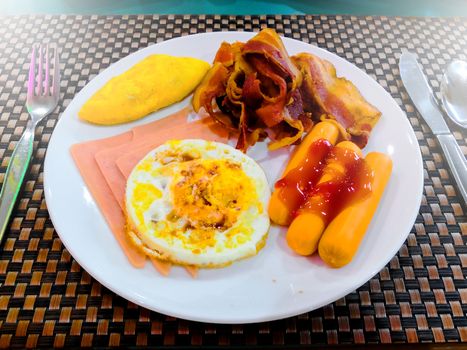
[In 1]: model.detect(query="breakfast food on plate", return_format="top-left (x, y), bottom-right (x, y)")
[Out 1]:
top-left (71, 28), bottom-right (390, 274)
top-left (268, 121), bottom-right (392, 267)
top-left (79, 55), bottom-right (210, 125)
top-left (192, 28), bottom-right (380, 152)
top-left (318, 152), bottom-right (393, 267)
top-left (70, 109), bottom-right (228, 276)
top-left (292, 53), bottom-right (381, 148)
top-left (125, 139), bottom-right (270, 268)
top-left (193, 28), bottom-right (311, 152)
top-left (268, 120), bottom-right (340, 226)
top-left (94, 112), bottom-right (226, 209)
top-left (286, 141), bottom-right (369, 256)
top-left (70, 130), bottom-right (145, 267)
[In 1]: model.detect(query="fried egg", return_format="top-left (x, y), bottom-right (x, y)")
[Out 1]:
top-left (125, 139), bottom-right (270, 268)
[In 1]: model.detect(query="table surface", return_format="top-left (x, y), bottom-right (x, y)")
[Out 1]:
top-left (0, 13), bottom-right (466, 349)
top-left (1, 0), bottom-right (467, 17)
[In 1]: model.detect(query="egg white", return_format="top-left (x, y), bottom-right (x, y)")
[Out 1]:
top-left (125, 139), bottom-right (270, 268)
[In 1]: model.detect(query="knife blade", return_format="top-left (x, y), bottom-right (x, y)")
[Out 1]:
top-left (399, 51), bottom-right (467, 204)
top-left (399, 52), bottom-right (450, 135)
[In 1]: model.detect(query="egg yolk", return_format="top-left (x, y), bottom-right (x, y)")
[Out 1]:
top-left (171, 159), bottom-right (256, 230)
top-left (133, 183), bottom-right (162, 227)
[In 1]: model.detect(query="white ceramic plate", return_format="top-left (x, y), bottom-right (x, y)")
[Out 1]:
top-left (44, 32), bottom-right (423, 324)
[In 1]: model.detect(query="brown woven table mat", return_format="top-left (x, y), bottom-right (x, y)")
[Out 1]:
top-left (0, 14), bottom-right (466, 348)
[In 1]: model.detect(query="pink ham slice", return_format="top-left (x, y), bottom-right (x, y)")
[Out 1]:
top-left (131, 107), bottom-right (192, 138)
top-left (70, 109), bottom-right (228, 276)
top-left (70, 131), bottom-right (147, 268)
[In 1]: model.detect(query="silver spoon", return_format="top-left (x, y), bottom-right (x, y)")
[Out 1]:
top-left (441, 60), bottom-right (467, 129)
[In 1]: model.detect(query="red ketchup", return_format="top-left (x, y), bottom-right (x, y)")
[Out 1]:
top-left (275, 140), bottom-right (373, 222)
top-left (275, 139), bottom-right (333, 217)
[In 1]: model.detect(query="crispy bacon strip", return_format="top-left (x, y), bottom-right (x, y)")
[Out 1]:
top-left (243, 28), bottom-right (302, 89)
top-left (247, 56), bottom-right (287, 128)
top-left (214, 41), bottom-right (244, 67)
top-left (292, 53), bottom-right (381, 148)
top-left (268, 116), bottom-right (304, 150)
top-left (242, 72), bottom-right (262, 107)
top-left (192, 29), bottom-right (313, 152)
top-left (192, 62), bottom-right (229, 114)
top-left (192, 62), bottom-right (236, 131)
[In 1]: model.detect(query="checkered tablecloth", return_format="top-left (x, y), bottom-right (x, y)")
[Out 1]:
top-left (0, 15), bottom-right (466, 348)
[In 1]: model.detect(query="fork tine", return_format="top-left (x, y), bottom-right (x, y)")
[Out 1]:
top-left (52, 46), bottom-right (60, 98)
top-left (44, 44), bottom-right (50, 96)
top-left (37, 45), bottom-right (43, 96)
top-left (27, 46), bottom-right (36, 99)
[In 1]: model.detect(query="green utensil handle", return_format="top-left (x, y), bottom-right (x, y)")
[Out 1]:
top-left (0, 125), bottom-right (34, 242)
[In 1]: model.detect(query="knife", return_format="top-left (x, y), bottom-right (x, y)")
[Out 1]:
top-left (399, 51), bottom-right (467, 204)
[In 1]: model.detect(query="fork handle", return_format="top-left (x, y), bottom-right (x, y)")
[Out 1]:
top-left (0, 125), bottom-right (34, 243)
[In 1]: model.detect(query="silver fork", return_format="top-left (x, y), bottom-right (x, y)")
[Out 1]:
top-left (0, 45), bottom-right (60, 242)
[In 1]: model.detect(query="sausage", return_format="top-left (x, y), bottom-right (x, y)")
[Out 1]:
top-left (285, 141), bottom-right (363, 256)
top-left (268, 121), bottom-right (339, 225)
top-left (318, 152), bottom-right (392, 267)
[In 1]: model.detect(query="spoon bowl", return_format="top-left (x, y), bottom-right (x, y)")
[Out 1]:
top-left (440, 60), bottom-right (467, 129)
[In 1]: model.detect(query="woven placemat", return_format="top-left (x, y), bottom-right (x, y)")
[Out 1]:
top-left (0, 15), bottom-right (466, 348)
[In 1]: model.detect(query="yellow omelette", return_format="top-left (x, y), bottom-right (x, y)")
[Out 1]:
top-left (79, 54), bottom-right (210, 125)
